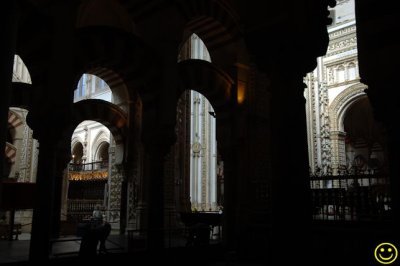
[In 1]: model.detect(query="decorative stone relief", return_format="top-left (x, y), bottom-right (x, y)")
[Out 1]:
top-left (25, 130), bottom-right (33, 181)
top-left (336, 0), bottom-right (350, 5)
top-left (328, 25), bottom-right (356, 40)
top-left (108, 164), bottom-right (123, 224)
top-left (18, 123), bottom-right (30, 182)
top-left (318, 82), bottom-right (332, 174)
top-left (127, 178), bottom-right (137, 225)
top-left (327, 36), bottom-right (357, 56)
top-left (327, 67), bottom-right (334, 85)
top-left (308, 73), bottom-right (319, 172)
top-left (82, 126), bottom-right (88, 162)
top-left (128, 143), bottom-right (141, 227)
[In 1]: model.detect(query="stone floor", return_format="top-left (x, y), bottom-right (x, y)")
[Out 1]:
top-left (0, 232), bottom-right (128, 264)
top-left (0, 230), bottom-right (226, 265)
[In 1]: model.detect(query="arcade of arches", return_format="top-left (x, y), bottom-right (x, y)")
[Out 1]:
top-left (1, 0), bottom-right (400, 264)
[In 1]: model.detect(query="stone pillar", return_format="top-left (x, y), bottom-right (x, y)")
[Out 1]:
top-left (218, 140), bottom-right (237, 250)
top-left (269, 72), bottom-right (311, 264)
top-left (365, 87), bottom-right (400, 223)
top-left (108, 163), bottom-right (124, 231)
top-left (28, 2), bottom-right (76, 261)
top-left (124, 98), bottom-right (143, 230)
top-left (0, 1), bottom-right (18, 179)
top-left (142, 142), bottom-right (168, 250)
top-left (141, 101), bottom-right (176, 251)
top-left (142, 40), bottom-right (179, 249)
top-left (355, 0), bottom-right (400, 224)
top-left (119, 172), bottom-right (128, 235)
top-left (216, 102), bottom-right (238, 251)
top-left (383, 109), bottom-right (400, 223)
top-left (141, 92), bottom-right (176, 250)
top-left (163, 146), bottom-right (176, 230)
top-left (29, 138), bottom-right (70, 261)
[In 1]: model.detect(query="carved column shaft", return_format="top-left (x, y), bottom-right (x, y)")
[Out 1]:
top-left (330, 130), bottom-right (346, 174)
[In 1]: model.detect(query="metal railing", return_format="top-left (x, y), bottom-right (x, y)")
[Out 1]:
top-left (69, 161), bottom-right (108, 172)
top-left (310, 172), bottom-right (391, 221)
top-left (67, 199), bottom-right (104, 222)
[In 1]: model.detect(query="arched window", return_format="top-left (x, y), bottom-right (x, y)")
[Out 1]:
top-left (347, 63), bottom-right (357, 80)
top-left (336, 65), bottom-right (345, 83)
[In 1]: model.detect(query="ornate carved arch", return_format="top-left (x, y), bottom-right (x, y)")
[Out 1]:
top-left (91, 130), bottom-right (110, 161)
top-left (329, 83), bottom-right (368, 132)
top-left (71, 137), bottom-right (84, 149)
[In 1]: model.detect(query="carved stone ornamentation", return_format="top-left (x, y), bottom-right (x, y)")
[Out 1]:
top-left (318, 82), bottom-right (332, 175)
top-left (108, 164), bottom-right (123, 225)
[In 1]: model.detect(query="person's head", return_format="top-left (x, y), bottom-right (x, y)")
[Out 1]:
top-left (94, 204), bottom-right (101, 211)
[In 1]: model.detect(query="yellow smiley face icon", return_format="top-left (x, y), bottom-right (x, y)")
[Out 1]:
top-left (374, 243), bottom-right (398, 264)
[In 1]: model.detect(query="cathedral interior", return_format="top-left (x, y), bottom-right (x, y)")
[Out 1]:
top-left (1, 0), bottom-right (400, 265)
